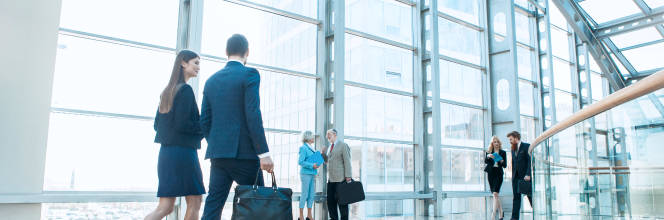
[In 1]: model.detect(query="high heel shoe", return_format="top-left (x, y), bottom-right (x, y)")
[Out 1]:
top-left (499, 212), bottom-right (504, 220)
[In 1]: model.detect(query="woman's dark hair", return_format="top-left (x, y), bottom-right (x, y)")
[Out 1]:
top-left (226, 34), bottom-right (249, 57)
top-left (159, 50), bottom-right (199, 113)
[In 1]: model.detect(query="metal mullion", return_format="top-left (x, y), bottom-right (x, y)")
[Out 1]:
top-left (515, 5), bottom-right (536, 18)
top-left (552, 55), bottom-right (573, 65)
top-left (58, 28), bottom-right (176, 53)
top-left (344, 81), bottom-right (417, 97)
top-left (314, 0), bottom-right (329, 219)
top-left (344, 136), bottom-right (416, 145)
top-left (51, 107), bottom-right (154, 121)
top-left (520, 114), bottom-right (539, 120)
top-left (437, 12), bottom-right (484, 31)
top-left (517, 41), bottom-right (536, 50)
top-left (394, 0), bottom-right (416, 7)
top-left (200, 54), bottom-right (320, 79)
top-left (595, 9), bottom-right (664, 39)
top-left (222, 0), bottom-right (322, 26)
top-left (412, 0), bottom-right (425, 215)
top-left (618, 39), bottom-right (664, 51)
top-left (426, 0), bottom-right (444, 215)
top-left (437, 55), bottom-right (485, 70)
top-left (440, 145), bottom-right (487, 151)
top-left (519, 78), bottom-right (538, 86)
top-left (439, 99), bottom-right (485, 110)
top-left (602, 39), bottom-right (637, 77)
top-left (550, 24), bottom-right (571, 34)
top-left (264, 128), bottom-right (302, 135)
top-left (527, 0), bottom-right (546, 14)
top-left (344, 28), bottom-right (417, 51)
top-left (555, 88), bottom-right (577, 97)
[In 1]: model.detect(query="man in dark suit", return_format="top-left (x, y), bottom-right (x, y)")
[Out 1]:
top-left (507, 131), bottom-right (531, 220)
top-left (200, 34), bottom-right (274, 220)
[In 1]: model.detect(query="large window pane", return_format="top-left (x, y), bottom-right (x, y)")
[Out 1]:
top-left (579, 0), bottom-right (642, 24)
top-left (202, 1), bottom-right (317, 74)
top-left (345, 86), bottom-right (414, 142)
top-left (519, 81), bottom-right (535, 116)
top-left (440, 103), bottom-right (484, 148)
top-left (345, 35), bottom-right (414, 92)
top-left (449, 150), bottom-right (484, 191)
top-left (515, 12), bottom-right (531, 45)
top-left (621, 42), bottom-right (664, 72)
top-left (437, 0), bottom-right (481, 25)
top-left (260, 71), bottom-right (317, 131)
top-left (591, 73), bottom-right (605, 100)
top-left (521, 116), bottom-right (537, 143)
top-left (42, 202), bottom-right (159, 220)
top-left (549, 1), bottom-right (568, 29)
top-left (439, 18), bottom-right (482, 65)
top-left (555, 91), bottom-right (574, 122)
top-left (347, 140), bottom-right (414, 192)
top-left (265, 133), bottom-right (301, 192)
top-left (44, 113), bottom-right (158, 191)
top-left (440, 60), bottom-right (483, 106)
top-left (244, 0), bottom-right (317, 18)
top-left (346, 0), bottom-right (413, 45)
top-left (517, 46), bottom-right (534, 80)
top-left (51, 35), bottom-right (174, 117)
top-left (553, 59), bottom-right (572, 92)
top-left (59, 0), bottom-right (179, 48)
top-left (551, 27), bottom-right (570, 61)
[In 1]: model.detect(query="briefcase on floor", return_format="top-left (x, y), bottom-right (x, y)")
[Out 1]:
top-left (518, 179), bottom-right (532, 196)
top-left (336, 179), bottom-right (365, 205)
top-left (231, 170), bottom-right (293, 220)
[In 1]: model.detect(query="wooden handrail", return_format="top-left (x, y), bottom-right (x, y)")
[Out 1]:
top-left (528, 69), bottom-right (664, 154)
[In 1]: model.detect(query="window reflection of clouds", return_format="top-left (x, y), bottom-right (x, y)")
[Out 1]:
top-left (440, 103), bottom-right (484, 148)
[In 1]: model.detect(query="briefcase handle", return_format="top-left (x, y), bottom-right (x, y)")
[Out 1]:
top-left (253, 168), bottom-right (278, 190)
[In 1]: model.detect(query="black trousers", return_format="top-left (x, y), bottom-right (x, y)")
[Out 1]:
top-left (327, 181), bottom-right (349, 220)
top-left (201, 158), bottom-right (263, 220)
top-left (511, 177), bottom-right (532, 220)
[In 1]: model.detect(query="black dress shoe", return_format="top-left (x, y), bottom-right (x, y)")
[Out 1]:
top-left (306, 218), bottom-right (312, 220)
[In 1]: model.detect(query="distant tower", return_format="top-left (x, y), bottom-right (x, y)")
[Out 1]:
top-left (70, 169), bottom-right (75, 189)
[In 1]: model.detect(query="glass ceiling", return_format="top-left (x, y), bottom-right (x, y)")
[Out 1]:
top-left (576, 0), bottom-right (664, 77)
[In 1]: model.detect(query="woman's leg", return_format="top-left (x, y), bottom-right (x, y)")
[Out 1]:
top-left (300, 174), bottom-right (311, 219)
top-left (307, 208), bottom-right (313, 220)
top-left (183, 195), bottom-right (202, 220)
top-left (306, 174), bottom-right (315, 219)
top-left (144, 197), bottom-right (176, 220)
top-left (497, 194), bottom-right (503, 219)
top-left (492, 192), bottom-right (500, 220)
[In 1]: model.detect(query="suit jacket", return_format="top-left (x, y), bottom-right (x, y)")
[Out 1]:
top-left (154, 84), bottom-right (203, 149)
top-left (511, 142), bottom-right (532, 180)
top-left (298, 144), bottom-right (318, 175)
top-left (322, 140), bottom-right (352, 183)
top-left (484, 149), bottom-right (507, 174)
top-left (200, 61), bottom-right (269, 160)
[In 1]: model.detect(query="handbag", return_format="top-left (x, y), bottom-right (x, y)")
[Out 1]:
top-left (335, 179), bottom-right (365, 205)
top-left (518, 179), bottom-right (532, 196)
top-left (231, 170), bottom-right (293, 220)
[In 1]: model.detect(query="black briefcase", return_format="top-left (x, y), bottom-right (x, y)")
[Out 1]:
top-left (231, 170), bottom-right (293, 220)
top-left (336, 179), bottom-right (365, 205)
top-left (518, 179), bottom-right (532, 196)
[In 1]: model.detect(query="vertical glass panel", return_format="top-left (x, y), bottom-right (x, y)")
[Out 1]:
top-left (439, 60), bottom-right (483, 106)
top-left (514, 0), bottom-right (530, 8)
top-left (595, 111), bottom-right (608, 130)
top-left (549, 0), bottom-right (568, 29)
top-left (590, 59), bottom-right (602, 73)
top-left (51, 35), bottom-right (175, 117)
top-left (450, 150), bottom-right (483, 191)
top-left (59, 0), bottom-right (179, 48)
top-left (439, 18), bottom-right (482, 65)
top-left (645, 0), bottom-right (664, 8)
top-left (42, 202), bottom-right (159, 220)
top-left (350, 140), bottom-right (414, 192)
top-left (44, 113), bottom-right (158, 191)
top-left (440, 103), bottom-right (484, 148)
top-left (202, 1), bottom-right (317, 74)
top-left (591, 73), bottom-right (605, 100)
top-left (521, 116), bottom-right (537, 143)
top-left (553, 60), bottom-right (573, 92)
top-left (551, 27), bottom-right (570, 61)
top-left (610, 27), bottom-right (662, 49)
top-left (244, 0), bottom-right (318, 18)
top-left (345, 34), bottom-right (414, 92)
top-left (519, 81), bottom-right (535, 116)
top-left (517, 46), bottom-right (534, 80)
top-left (441, 149), bottom-right (452, 190)
top-left (258, 71), bottom-right (317, 131)
top-left (515, 12), bottom-right (531, 45)
top-left (555, 91), bottom-right (574, 122)
top-left (494, 12), bottom-right (507, 42)
top-left (437, 0), bottom-right (481, 25)
top-left (345, 86), bottom-right (414, 141)
top-left (345, 0), bottom-right (413, 45)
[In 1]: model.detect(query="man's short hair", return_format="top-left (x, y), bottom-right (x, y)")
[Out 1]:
top-left (507, 131), bottom-right (521, 140)
top-left (328, 129), bottom-right (338, 135)
top-left (226, 34), bottom-right (248, 57)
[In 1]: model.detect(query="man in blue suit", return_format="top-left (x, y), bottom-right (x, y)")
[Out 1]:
top-left (200, 34), bottom-right (274, 220)
top-left (508, 131), bottom-right (531, 220)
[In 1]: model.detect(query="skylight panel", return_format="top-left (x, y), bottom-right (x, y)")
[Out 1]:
top-left (644, 0), bottom-right (664, 9)
top-left (622, 42), bottom-right (664, 71)
top-left (610, 27), bottom-right (662, 49)
top-left (579, 0), bottom-right (642, 24)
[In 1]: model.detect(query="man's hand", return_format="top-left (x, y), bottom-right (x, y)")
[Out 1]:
top-left (321, 146), bottom-right (327, 153)
top-left (313, 163), bottom-right (319, 169)
top-left (524, 175), bottom-right (531, 181)
top-left (260, 156), bottom-right (274, 173)
top-left (488, 154), bottom-right (494, 159)
top-left (345, 177), bottom-right (351, 183)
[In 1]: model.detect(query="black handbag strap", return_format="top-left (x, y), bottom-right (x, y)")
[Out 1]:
top-left (253, 168), bottom-right (277, 189)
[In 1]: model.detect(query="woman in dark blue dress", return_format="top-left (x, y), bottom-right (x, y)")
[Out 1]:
top-left (145, 50), bottom-right (205, 220)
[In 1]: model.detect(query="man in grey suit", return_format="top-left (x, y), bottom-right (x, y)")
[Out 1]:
top-left (320, 129), bottom-right (352, 220)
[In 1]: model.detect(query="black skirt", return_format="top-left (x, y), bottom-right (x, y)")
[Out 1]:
top-left (487, 168), bottom-right (504, 193)
top-left (157, 145), bottom-right (206, 197)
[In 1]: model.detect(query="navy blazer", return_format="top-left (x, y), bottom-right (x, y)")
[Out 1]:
top-left (153, 84), bottom-right (203, 149)
top-left (511, 142), bottom-right (532, 180)
top-left (200, 61), bottom-right (269, 160)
